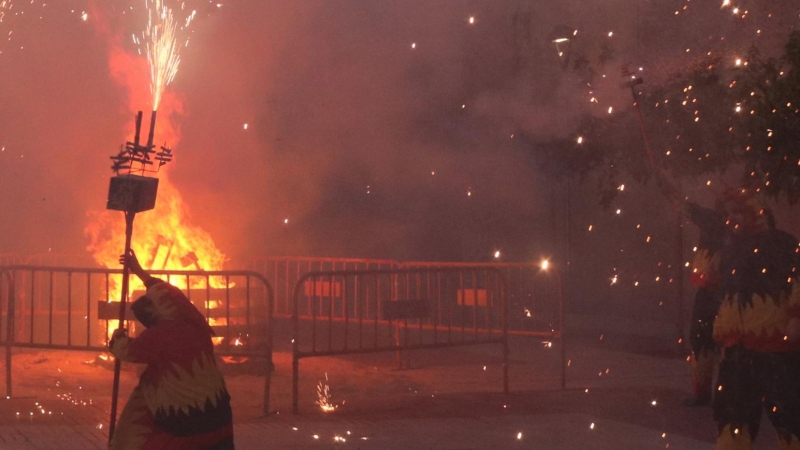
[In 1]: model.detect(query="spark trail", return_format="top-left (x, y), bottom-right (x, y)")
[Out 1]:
top-left (145, 0), bottom-right (182, 110)
top-left (0, 1), bottom-right (8, 21)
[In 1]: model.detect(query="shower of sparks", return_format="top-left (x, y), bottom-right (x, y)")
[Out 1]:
top-left (315, 373), bottom-right (338, 412)
top-left (0, 1), bottom-right (10, 24)
top-left (146, 0), bottom-right (181, 110)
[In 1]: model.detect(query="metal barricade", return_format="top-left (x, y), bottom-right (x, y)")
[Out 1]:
top-left (246, 257), bottom-right (396, 317)
top-left (401, 261), bottom-right (565, 388)
top-left (400, 262), bottom-right (563, 335)
top-left (291, 267), bottom-right (509, 414)
top-left (0, 266), bottom-right (274, 413)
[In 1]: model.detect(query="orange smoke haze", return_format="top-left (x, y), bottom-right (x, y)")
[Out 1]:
top-left (84, 2), bottom-right (225, 297)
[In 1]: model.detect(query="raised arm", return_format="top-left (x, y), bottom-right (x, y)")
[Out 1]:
top-left (119, 249), bottom-right (158, 286)
top-left (654, 170), bottom-right (684, 213)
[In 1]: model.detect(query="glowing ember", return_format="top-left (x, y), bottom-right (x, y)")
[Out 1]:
top-left (207, 317), bottom-right (228, 327)
top-left (315, 373), bottom-right (338, 413)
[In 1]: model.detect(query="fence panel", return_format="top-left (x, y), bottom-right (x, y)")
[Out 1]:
top-left (246, 257), bottom-right (396, 317)
top-left (291, 267), bottom-right (509, 414)
top-left (401, 262), bottom-right (563, 339)
top-left (0, 266), bottom-right (274, 412)
top-left (248, 258), bottom-right (562, 338)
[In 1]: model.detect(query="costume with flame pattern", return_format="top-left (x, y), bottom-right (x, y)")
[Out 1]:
top-left (657, 173), bottom-right (726, 405)
top-left (683, 201), bottom-right (726, 404)
top-left (712, 191), bottom-right (800, 450)
top-left (109, 278), bottom-right (234, 450)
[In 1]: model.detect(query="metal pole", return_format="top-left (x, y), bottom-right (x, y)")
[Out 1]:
top-left (627, 81), bottom-right (656, 171)
top-left (5, 271), bottom-right (14, 398)
top-left (558, 270), bottom-right (566, 390)
top-left (502, 274), bottom-right (509, 395)
top-left (263, 280), bottom-right (274, 414)
top-left (108, 211), bottom-right (135, 443)
top-left (562, 180), bottom-right (570, 390)
top-left (675, 215), bottom-right (686, 355)
top-left (292, 278), bottom-right (301, 414)
top-left (146, 111), bottom-right (157, 149)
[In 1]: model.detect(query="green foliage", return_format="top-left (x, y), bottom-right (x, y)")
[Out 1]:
top-left (731, 31), bottom-right (800, 203)
top-left (520, 32), bottom-right (800, 206)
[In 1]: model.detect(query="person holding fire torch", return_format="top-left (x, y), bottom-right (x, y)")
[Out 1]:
top-left (711, 190), bottom-right (800, 449)
top-left (109, 250), bottom-right (234, 450)
top-left (657, 173), bottom-right (728, 407)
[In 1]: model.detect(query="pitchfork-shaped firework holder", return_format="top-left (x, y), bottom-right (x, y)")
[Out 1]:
top-left (106, 110), bottom-right (172, 443)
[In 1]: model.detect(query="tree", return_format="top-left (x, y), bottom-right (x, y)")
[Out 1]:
top-left (731, 31), bottom-right (800, 203)
top-left (519, 32), bottom-right (800, 206)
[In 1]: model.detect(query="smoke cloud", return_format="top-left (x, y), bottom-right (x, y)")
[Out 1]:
top-left (0, 0), bottom-right (797, 270)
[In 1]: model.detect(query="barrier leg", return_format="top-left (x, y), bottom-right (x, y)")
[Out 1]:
top-left (502, 341), bottom-right (509, 395)
top-left (292, 355), bottom-right (299, 414)
top-left (5, 273), bottom-right (13, 398)
top-left (394, 324), bottom-right (402, 369)
top-left (4, 344), bottom-right (10, 398)
top-left (262, 355), bottom-right (272, 414)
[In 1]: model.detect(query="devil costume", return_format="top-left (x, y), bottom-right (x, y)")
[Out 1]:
top-left (109, 278), bottom-right (234, 450)
top-left (712, 213), bottom-right (800, 448)
top-left (684, 201), bottom-right (726, 404)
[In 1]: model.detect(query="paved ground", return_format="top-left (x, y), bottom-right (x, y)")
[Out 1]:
top-left (0, 335), bottom-right (780, 450)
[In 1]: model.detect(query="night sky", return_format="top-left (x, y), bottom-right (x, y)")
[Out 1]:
top-left (1, 0), bottom-right (799, 318)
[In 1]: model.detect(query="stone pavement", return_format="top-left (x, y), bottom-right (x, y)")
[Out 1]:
top-left (0, 338), bottom-right (781, 450)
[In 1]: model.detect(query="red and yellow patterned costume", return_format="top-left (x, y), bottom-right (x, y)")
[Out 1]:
top-left (657, 175), bottom-right (726, 404)
top-left (109, 278), bottom-right (235, 450)
top-left (711, 194), bottom-right (800, 450)
top-left (683, 201), bottom-right (726, 403)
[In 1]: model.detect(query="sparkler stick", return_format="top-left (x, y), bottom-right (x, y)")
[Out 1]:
top-left (107, 112), bottom-right (143, 443)
top-left (107, 210), bottom-right (135, 443)
top-left (621, 77), bottom-right (657, 171)
top-left (621, 77), bottom-right (688, 353)
top-left (147, 110), bottom-right (157, 148)
top-left (106, 111), bottom-right (171, 442)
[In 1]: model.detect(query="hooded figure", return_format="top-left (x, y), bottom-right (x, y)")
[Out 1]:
top-left (656, 174), bottom-right (727, 406)
top-left (711, 190), bottom-right (800, 450)
top-left (109, 251), bottom-right (234, 450)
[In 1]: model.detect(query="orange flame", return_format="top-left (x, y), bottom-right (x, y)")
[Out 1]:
top-left (85, 3), bottom-right (226, 335)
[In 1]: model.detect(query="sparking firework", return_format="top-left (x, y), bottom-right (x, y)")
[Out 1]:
top-left (134, 0), bottom-right (204, 109)
top-left (145, 0), bottom-right (182, 110)
top-left (0, 1), bottom-right (10, 24)
top-left (315, 373), bottom-right (338, 413)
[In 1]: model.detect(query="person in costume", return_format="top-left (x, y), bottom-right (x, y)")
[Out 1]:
top-left (657, 174), bottom-right (728, 406)
top-left (109, 250), bottom-right (235, 450)
top-left (711, 190), bottom-right (800, 449)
